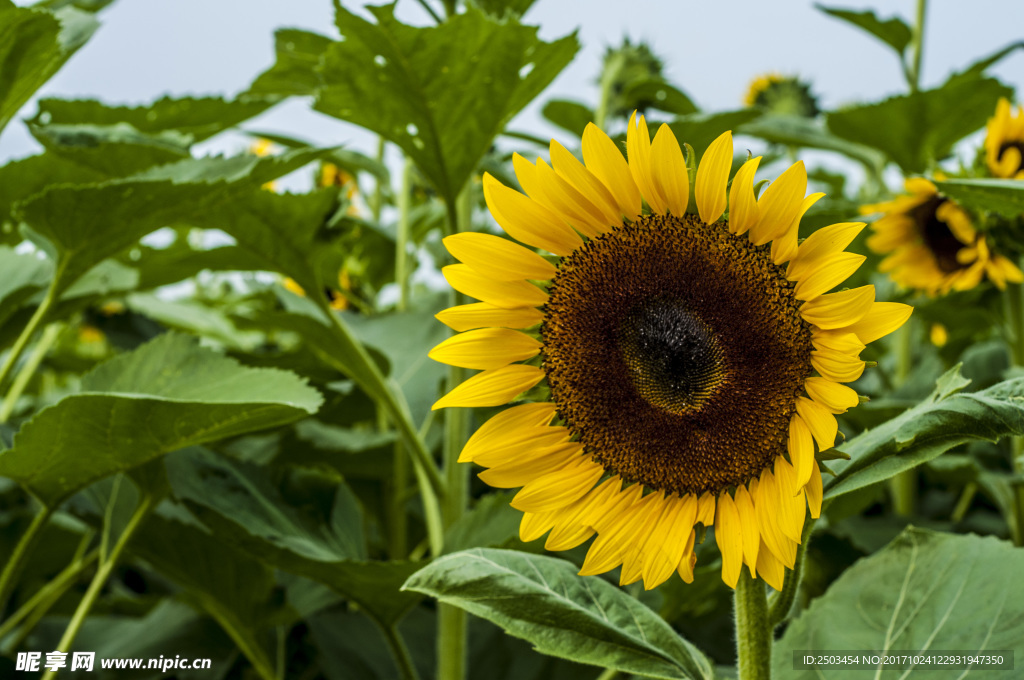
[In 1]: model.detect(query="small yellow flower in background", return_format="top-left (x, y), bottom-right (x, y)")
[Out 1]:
top-left (744, 73), bottom-right (820, 118)
top-left (320, 162), bottom-right (360, 215)
top-left (930, 323), bottom-right (948, 347)
top-left (862, 178), bottom-right (1024, 296)
top-left (99, 300), bottom-right (125, 316)
top-left (429, 114), bottom-right (911, 591)
top-left (282, 270), bottom-right (352, 312)
top-left (78, 325), bottom-right (105, 344)
top-left (250, 138), bottom-right (279, 192)
top-left (985, 98), bottom-right (1024, 179)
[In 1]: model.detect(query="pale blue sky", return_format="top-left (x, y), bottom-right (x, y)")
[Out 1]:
top-left (2, 0), bottom-right (1023, 171)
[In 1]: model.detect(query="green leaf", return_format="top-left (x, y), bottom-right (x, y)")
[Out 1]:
top-left (542, 99), bottom-right (596, 138)
top-left (125, 293), bottom-right (263, 350)
top-left (294, 419), bottom-right (397, 453)
top-left (443, 491), bottom-right (524, 553)
top-left (0, 3), bottom-right (98, 133)
top-left (946, 40), bottom-right (1024, 87)
top-left (815, 4), bottom-right (912, 56)
top-left (315, 3), bottom-right (578, 204)
top-left (470, 0), bottom-right (537, 18)
top-left (12, 147), bottom-right (324, 295)
top-left (28, 121), bottom-right (191, 176)
top-left (826, 77), bottom-right (1013, 174)
top-left (738, 114), bottom-right (886, 171)
top-left (621, 79), bottom-right (698, 117)
top-left (825, 367), bottom-right (1024, 501)
top-left (32, 94), bottom-right (275, 143)
top-left (933, 178), bottom-right (1024, 218)
top-left (0, 333), bottom-right (322, 507)
top-left (668, 110), bottom-right (759, 160)
top-left (0, 246), bottom-right (51, 329)
top-left (248, 28), bottom-right (332, 98)
top-left (404, 548), bottom-right (713, 679)
top-left (776, 528), bottom-right (1024, 679)
top-left (168, 447), bottom-right (423, 627)
top-left (130, 514), bottom-right (282, 680)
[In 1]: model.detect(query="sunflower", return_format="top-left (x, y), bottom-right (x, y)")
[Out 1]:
top-left (985, 97), bottom-right (1024, 179)
top-left (744, 73), bottom-right (820, 118)
top-left (429, 115), bottom-right (911, 591)
top-left (863, 178), bottom-right (1023, 296)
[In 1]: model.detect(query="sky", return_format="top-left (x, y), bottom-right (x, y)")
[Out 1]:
top-left (2, 0), bottom-right (1023, 175)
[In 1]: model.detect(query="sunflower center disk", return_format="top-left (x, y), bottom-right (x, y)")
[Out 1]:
top-left (542, 214), bottom-right (814, 496)
top-left (913, 196), bottom-right (966, 273)
top-left (618, 298), bottom-right (725, 414)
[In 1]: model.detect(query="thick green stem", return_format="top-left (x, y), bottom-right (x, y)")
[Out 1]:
top-left (890, 320), bottom-right (916, 516)
top-left (734, 572), bottom-right (772, 680)
top-left (1006, 282), bottom-right (1024, 545)
top-left (768, 517), bottom-right (815, 628)
top-left (0, 547), bottom-right (98, 645)
top-left (437, 188), bottom-right (472, 680)
top-left (0, 322), bottom-right (62, 423)
top-left (380, 622), bottom-right (421, 680)
top-left (41, 494), bottom-right (154, 680)
top-left (908, 0), bottom-right (928, 92)
top-left (951, 482), bottom-right (978, 523)
top-left (0, 283), bottom-right (57, 396)
top-left (370, 137), bottom-right (387, 223)
top-left (0, 505), bottom-right (53, 617)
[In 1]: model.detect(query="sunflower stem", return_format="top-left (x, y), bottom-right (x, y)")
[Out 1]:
top-left (734, 571), bottom-right (772, 680)
top-left (437, 185), bottom-right (473, 680)
top-left (0, 281), bottom-right (57, 398)
top-left (908, 0), bottom-right (928, 93)
top-left (0, 504), bottom-right (53, 617)
top-left (890, 318), bottom-right (917, 516)
top-left (370, 136), bottom-right (386, 223)
top-left (1005, 280), bottom-right (1024, 544)
top-left (0, 321), bottom-right (62, 424)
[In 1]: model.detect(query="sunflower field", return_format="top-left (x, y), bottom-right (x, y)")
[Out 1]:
top-left (2, 0), bottom-right (1024, 678)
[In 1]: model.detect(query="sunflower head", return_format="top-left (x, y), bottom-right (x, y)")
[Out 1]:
top-left (744, 73), bottom-right (820, 118)
top-left (985, 97), bottom-right (1024, 179)
top-left (600, 38), bottom-right (665, 118)
top-left (862, 178), bottom-right (1024, 296)
top-left (431, 115), bottom-right (911, 591)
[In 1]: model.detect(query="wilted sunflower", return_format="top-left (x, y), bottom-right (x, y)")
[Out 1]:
top-left (430, 115), bottom-right (911, 590)
top-left (863, 178), bottom-right (1023, 296)
top-left (985, 97), bottom-right (1024, 179)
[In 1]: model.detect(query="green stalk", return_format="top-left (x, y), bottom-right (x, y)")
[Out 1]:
top-left (734, 572), bottom-right (772, 680)
top-left (1006, 281), bottom-right (1024, 545)
top-left (437, 188), bottom-right (472, 680)
top-left (370, 137), bottom-right (387, 223)
top-left (380, 622), bottom-right (422, 680)
top-left (41, 494), bottom-right (155, 680)
top-left (890, 319), bottom-right (916, 516)
top-left (0, 322), bottom-right (62, 423)
top-left (0, 547), bottom-right (98, 645)
top-left (908, 0), bottom-right (928, 93)
top-left (0, 283), bottom-right (57, 395)
top-left (0, 505), bottom-right (53, 616)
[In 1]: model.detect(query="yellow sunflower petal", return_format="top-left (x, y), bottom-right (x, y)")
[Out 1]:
top-left (696, 491), bottom-right (716, 526)
top-left (727, 156), bottom-right (762, 236)
top-left (642, 493), bottom-right (697, 589)
top-left (545, 477), bottom-right (623, 551)
top-left (755, 539), bottom-right (786, 591)
top-left (755, 469), bottom-right (798, 568)
top-left (432, 364), bottom-right (544, 410)
top-left (477, 442), bottom-right (581, 488)
top-left (620, 492), bottom-right (669, 585)
top-left (579, 491), bottom-right (660, 575)
top-left (550, 140), bottom-right (622, 223)
top-left (788, 222), bottom-right (865, 280)
top-left (533, 158), bottom-right (613, 237)
top-left (695, 131), bottom-right (732, 224)
top-left (733, 484), bottom-right (760, 577)
top-left (429, 328), bottom-right (541, 370)
top-left (793, 253), bottom-right (865, 301)
top-left (582, 123), bottom-right (642, 221)
top-left (460, 403), bottom-right (556, 462)
top-left (749, 161), bottom-right (806, 245)
top-left (773, 457), bottom-right (806, 542)
top-left (511, 454), bottom-right (604, 513)
top-left (436, 303), bottom-right (544, 333)
top-left (812, 329), bottom-right (865, 355)
top-left (444, 232), bottom-right (556, 282)
top-left (470, 427), bottom-right (569, 468)
top-left (627, 112), bottom-right (667, 214)
top-left (811, 348), bottom-right (866, 383)
top-left (807, 460), bottom-right (823, 519)
top-left (800, 386), bottom-right (850, 446)
top-left (772, 192), bottom-right (825, 266)
top-left (520, 509), bottom-right (558, 543)
top-left (650, 124), bottom-right (689, 216)
top-left (799, 285), bottom-right (875, 330)
top-left (804, 377), bottom-right (859, 414)
top-left (483, 173), bottom-right (582, 256)
top-left (442, 264), bottom-right (548, 309)
top-left (840, 302), bottom-right (913, 344)
top-left (788, 413), bottom-right (815, 489)
top-left (677, 530), bottom-right (698, 583)
top-left (715, 491), bottom-right (743, 588)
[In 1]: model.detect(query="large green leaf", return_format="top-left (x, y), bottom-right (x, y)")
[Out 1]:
top-left (32, 94), bottom-right (275, 143)
top-left (739, 114), bottom-right (886, 172)
top-left (28, 121), bottom-right (191, 176)
top-left (0, 333), bottom-right (322, 507)
top-left (825, 367), bottom-right (1024, 501)
top-left (12, 147), bottom-right (323, 295)
top-left (168, 447), bottom-right (422, 627)
top-left (933, 178), bottom-right (1024, 218)
top-left (248, 28), bottom-right (333, 98)
top-left (130, 515), bottom-right (283, 680)
top-left (0, 246), bottom-right (51, 328)
top-left (0, 2), bottom-right (98, 133)
top-left (776, 528), bottom-right (1024, 679)
top-left (0, 152), bottom-right (103, 236)
top-left (815, 5), bottom-right (912, 56)
top-left (826, 77), bottom-right (1012, 174)
top-left (404, 548), bottom-right (713, 679)
top-left (946, 40), bottom-right (1024, 87)
top-left (542, 99), bottom-right (595, 138)
top-left (315, 3), bottom-right (578, 204)
top-left (443, 491), bottom-right (524, 553)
